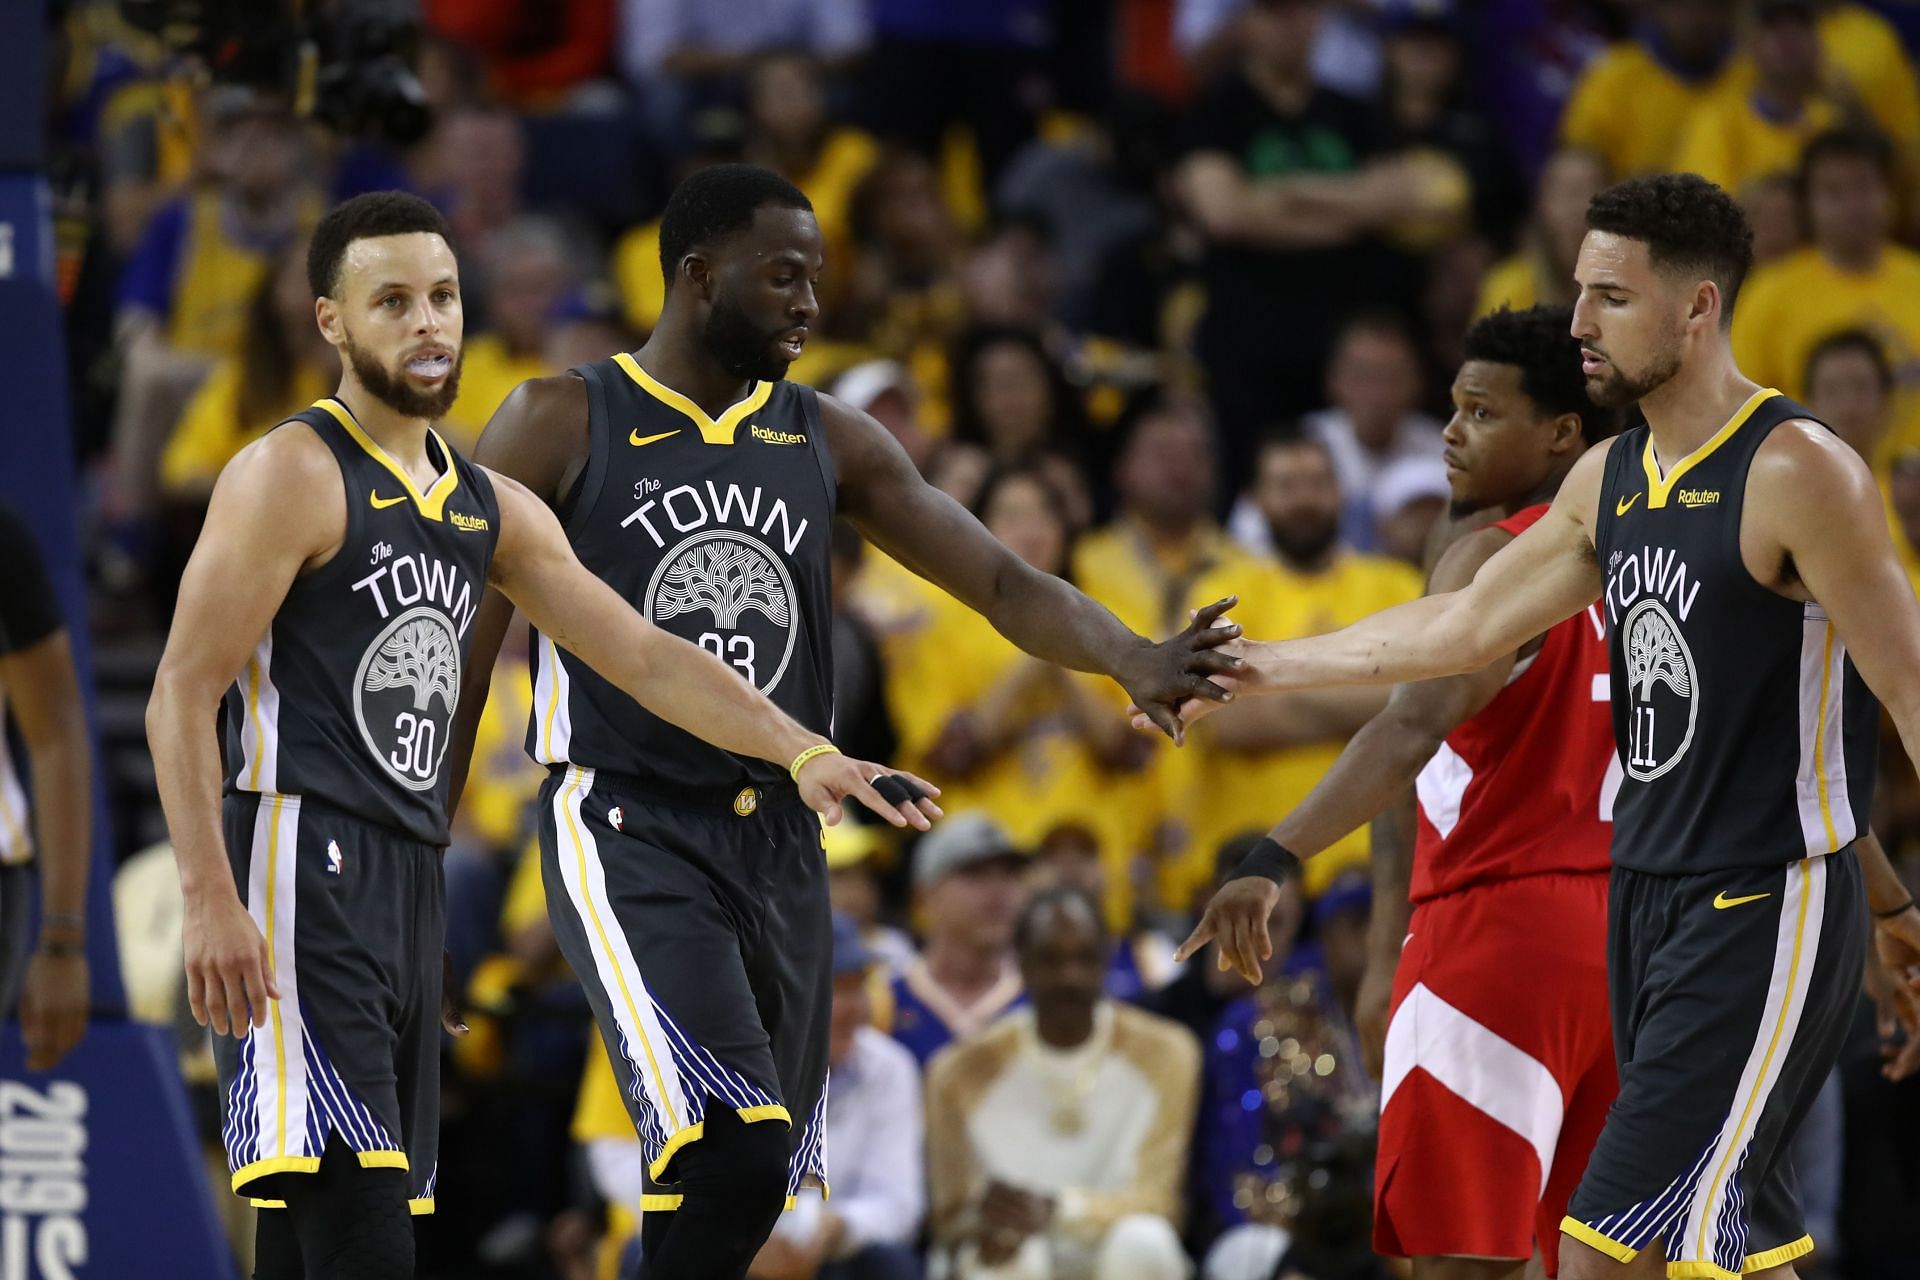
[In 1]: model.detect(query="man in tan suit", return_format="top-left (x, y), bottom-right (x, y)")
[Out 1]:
top-left (927, 887), bottom-right (1202, 1280)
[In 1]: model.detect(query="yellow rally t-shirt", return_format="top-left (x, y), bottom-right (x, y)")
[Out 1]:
top-left (1181, 552), bottom-right (1423, 903)
top-left (1560, 40), bottom-right (1731, 178)
top-left (1732, 245), bottom-right (1920, 459)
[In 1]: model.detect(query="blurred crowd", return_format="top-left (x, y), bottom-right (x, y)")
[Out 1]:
top-left (37, 0), bottom-right (1920, 1277)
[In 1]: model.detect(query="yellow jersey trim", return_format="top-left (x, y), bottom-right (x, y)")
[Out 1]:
top-left (559, 770), bottom-right (680, 1133)
top-left (265, 794), bottom-right (290, 1164)
top-left (736, 1104), bottom-right (794, 1127)
top-left (611, 352), bottom-right (771, 445)
top-left (232, 1154), bottom-right (322, 1192)
top-left (539, 635), bottom-right (565, 761)
top-left (1813, 624), bottom-right (1839, 852)
top-left (409, 1197), bottom-right (435, 1216)
top-left (356, 1150), bottom-right (410, 1171)
top-left (312, 398), bottom-right (460, 521)
top-left (1743, 1235), bottom-right (1814, 1272)
top-left (1641, 388), bottom-right (1778, 509)
top-left (649, 1121), bottom-right (705, 1181)
top-left (1560, 1216), bottom-right (1639, 1264)
top-left (1697, 861), bottom-right (1813, 1265)
top-left (244, 656), bottom-right (268, 791)
top-left (644, 1105), bottom-right (794, 1180)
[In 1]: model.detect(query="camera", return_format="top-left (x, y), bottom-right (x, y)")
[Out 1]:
top-left (119, 0), bottom-right (432, 146)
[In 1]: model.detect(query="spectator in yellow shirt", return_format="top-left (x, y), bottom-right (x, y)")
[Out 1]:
top-left (1073, 399), bottom-right (1264, 908)
top-left (441, 215), bottom-right (575, 452)
top-left (1475, 147), bottom-right (1608, 318)
top-left (1810, 1), bottom-right (1920, 145)
top-left (1674, 1), bottom-right (1852, 196)
top-left (1559, 0), bottom-right (1738, 177)
top-left (157, 244), bottom-right (333, 504)
top-left (1188, 434), bottom-right (1422, 899)
top-left (1733, 128), bottom-right (1920, 450)
top-left (879, 462), bottom-right (1155, 907)
top-left (1800, 329), bottom-right (1920, 580)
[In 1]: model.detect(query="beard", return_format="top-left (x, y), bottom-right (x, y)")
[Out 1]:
top-left (343, 332), bottom-right (464, 420)
top-left (1585, 335), bottom-right (1683, 410)
top-left (1268, 513), bottom-right (1342, 566)
top-left (703, 290), bottom-right (792, 383)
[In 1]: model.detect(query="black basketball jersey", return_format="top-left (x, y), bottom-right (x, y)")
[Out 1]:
top-left (1594, 388), bottom-right (1877, 874)
top-left (222, 399), bottom-right (501, 845)
top-left (528, 354), bottom-right (836, 797)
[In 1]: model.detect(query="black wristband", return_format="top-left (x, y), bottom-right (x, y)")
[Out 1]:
top-left (1875, 898), bottom-right (1916, 920)
top-left (1233, 836), bottom-right (1301, 886)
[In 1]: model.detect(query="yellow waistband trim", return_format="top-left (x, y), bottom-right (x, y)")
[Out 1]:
top-left (1743, 1235), bottom-right (1814, 1272)
top-left (1560, 1217), bottom-right (1639, 1264)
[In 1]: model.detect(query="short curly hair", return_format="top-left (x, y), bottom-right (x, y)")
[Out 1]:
top-left (1586, 173), bottom-right (1754, 326)
top-left (658, 164), bottom-right (813, 289)
top-left (1463, 305), bottom-right (1619, 444)
top-left (307, 191), bottom-right (454, 299)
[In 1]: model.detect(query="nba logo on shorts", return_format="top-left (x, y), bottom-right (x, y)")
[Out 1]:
top-left (326, 840), bottom-right (344, 875)
top-left (608, 806), bottom-right (624, 831)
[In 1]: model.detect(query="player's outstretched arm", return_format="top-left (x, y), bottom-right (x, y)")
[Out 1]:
top-left (484, 472), bottom-right (941, 830)
top-left (148, 428), bottom-right (345, 1037)
top-left (1151, 444), bottom-right (1613, 740)
top-left (1175, 525), bottom-right (1531, 986)
top-left (818, 395), bottom-right (1241, 744)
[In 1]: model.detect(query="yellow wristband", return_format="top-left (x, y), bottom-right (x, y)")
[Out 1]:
top-left (789, 743), bottom-right (841, 782)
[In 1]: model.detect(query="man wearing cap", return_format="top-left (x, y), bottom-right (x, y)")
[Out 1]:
top-left (889, 813), bottom-right (1031, 1066)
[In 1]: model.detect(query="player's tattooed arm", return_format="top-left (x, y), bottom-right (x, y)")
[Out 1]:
top-left (482, 471), bottom-right (941, 830)
top-left (818, 394), bottom-right (1241, 744)
top-left (149, 426), bottom-right (347, 1036)
top-left (445, 375), bottom-right (591, 812)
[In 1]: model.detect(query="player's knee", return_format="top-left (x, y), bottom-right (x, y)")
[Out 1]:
top-left (678, 1107), bottom-right (791, 1215)
top-left (1095, 1214), bottom-right (1185, 1280)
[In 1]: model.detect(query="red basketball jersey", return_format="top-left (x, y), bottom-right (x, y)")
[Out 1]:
top-left (1411, 505), bottom-right (1617, 902)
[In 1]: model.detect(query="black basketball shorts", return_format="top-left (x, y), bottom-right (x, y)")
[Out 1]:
top-left (536, 766), bottom-right (831, 1209)
top-left (1563, 849), bottom-right (1866, 1278)
top-left (214, 792), bottom-right (444, 1213)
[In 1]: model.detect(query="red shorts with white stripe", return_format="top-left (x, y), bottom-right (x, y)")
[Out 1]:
top-left (1374, 873), bottom-right (1615, 1277)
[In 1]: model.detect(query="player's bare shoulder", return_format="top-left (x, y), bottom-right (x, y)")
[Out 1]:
top-left (475, 371), bottom-right (590, 503)
top-left (212, 417), bottom-right (349, 572)
top-left (1557, 432), bottom-right (1625, 542)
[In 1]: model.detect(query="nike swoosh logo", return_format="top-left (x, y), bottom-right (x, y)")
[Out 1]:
top-left (1616, 493), bottom-right (1642, 516)
top-left (630, 429), bottom-right (681, 447)
top-left (1712, 890), bottom-right (1772, 910)
top-left (370, 491), bottom-right (408, 509)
